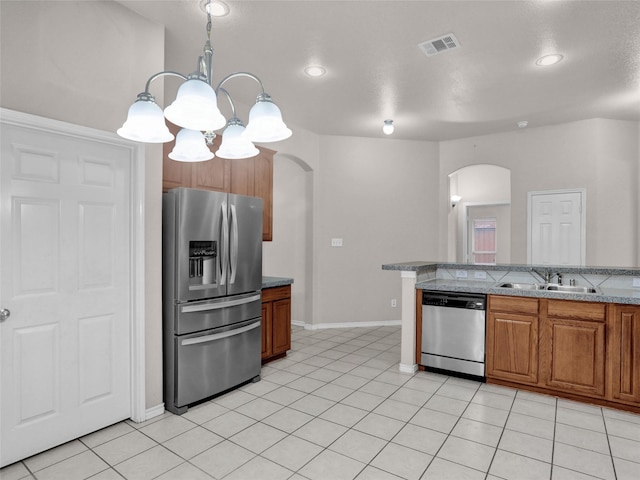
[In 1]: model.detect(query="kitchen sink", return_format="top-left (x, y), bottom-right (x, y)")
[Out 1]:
top-left (498, 283), bottom-right (545, 290)
top-left (544, 284), bottom-right (599, 294)
top-left (498, 282), bottom-right (599, 294)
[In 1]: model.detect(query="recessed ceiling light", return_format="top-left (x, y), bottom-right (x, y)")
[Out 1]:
top-left (200, 0), bottom-right (229, 17)
top-left (517, 120), bottom-right (528, 128)
top-left (304, 65), bottom-right (326, 77)
top-left (536, 54), bottom-right (563, 66)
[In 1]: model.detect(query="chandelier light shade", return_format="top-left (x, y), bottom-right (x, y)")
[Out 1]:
top-left (168, 129), bottom-right (215, 162)
top-left (117, 1), bottom-right (291, 161)
top-left (163, 76), bottom-right (226, 131)
top-left (217, 118), bottom-right (260, 159)
top-left (243, 93), bottom-right (293, 143)
top-left (117, 94), bottom-right (174, 143)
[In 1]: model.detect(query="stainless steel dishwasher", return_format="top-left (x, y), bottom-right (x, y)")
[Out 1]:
top-left (421, 290), bottom-right (486, 379)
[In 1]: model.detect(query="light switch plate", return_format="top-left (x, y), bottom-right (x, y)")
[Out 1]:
top-left (633, 278), bottom-right (640, 288)
top-left (331, 238), bottom-right (343, 247)
top-left (456, 270), bottom-right (468, 278)
top-left (474, 271), bottom-right (487, 280)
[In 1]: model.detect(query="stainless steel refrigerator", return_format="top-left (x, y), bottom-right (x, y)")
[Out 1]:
top-left (162, 187), bottom-right (263, 414)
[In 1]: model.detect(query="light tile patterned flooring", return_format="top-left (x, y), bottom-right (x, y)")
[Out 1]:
top-left (3, 325), bottom-right (640, 480)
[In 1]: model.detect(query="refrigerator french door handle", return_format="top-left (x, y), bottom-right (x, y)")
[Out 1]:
top-left (220, 202), bottom-right (229, 285)
top-left (230, 204), bottom-right (238, 284)
top-left (180, 293), bottom-right (261, 313)
top-left (180, 320), bottom-right (260, 346)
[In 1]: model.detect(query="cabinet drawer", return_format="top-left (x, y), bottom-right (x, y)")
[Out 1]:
top-left (547, 299), bottom-right (605, 322)
top-left (488, 295), bottom-right (538, 315)
top-left (262, 285), bottom-right (291, 303)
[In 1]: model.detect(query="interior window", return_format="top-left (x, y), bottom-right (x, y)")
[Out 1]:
top-left (471, 218), bottom-right (497, 265)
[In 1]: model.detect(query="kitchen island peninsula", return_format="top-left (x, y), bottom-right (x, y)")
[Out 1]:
top-left (383, 262), bottom-right (640, 413)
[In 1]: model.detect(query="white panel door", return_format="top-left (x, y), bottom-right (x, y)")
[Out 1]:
top-left (0, 118), bottom-right (133, 466)
top-left (528, 190), bottom-right (585, 266)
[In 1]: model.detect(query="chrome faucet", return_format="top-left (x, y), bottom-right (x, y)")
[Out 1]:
top-left (532, 268), bottom-right (551, 283)
top-left (531, 268), bottom-right (563, 285)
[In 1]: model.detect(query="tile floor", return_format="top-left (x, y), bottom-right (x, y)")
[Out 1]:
top-left (3, 325), bottom-right (640, 480)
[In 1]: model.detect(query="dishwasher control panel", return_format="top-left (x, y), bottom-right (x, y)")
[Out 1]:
top-left (422, 291), bottom-right (486, 310)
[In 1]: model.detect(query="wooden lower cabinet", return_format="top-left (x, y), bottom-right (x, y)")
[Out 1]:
top-left (261, 285), bottom-right (291, 363)
top-left (608, 304), bottom-right (640, 404)
top-left (485, 295), bottom-right (639, 413)
top-left (487, 296), bottom-right (539, 385)
top-left (542, 300), bottom-right (606, 398)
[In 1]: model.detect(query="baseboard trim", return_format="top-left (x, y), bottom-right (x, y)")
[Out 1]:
top-left (399, 363), bottom-right (419, 374)
top-left (293, 320), bottom-right (402, 330)
top-left (139, 403), bottom-right (165, 423)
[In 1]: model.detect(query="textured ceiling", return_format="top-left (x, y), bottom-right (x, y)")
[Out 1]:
top-left (118, 0), bottom-right (640, 141)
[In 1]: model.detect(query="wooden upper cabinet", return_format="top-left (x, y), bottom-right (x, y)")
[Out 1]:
top-left (608, 304), bottom-right (640, 404)
top-left (253, 149), bottom-right (274, 241)
top-left (162, 121), bottom-right (274, 241)
top-left (541, 299), bottom-right (606, 398)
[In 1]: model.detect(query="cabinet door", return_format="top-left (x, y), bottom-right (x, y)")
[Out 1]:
top-left (486, 312), bottom-right (538, 384)
top-left (608, 305), bottom-right (640, 404)
top-left (543, 300), bottom-right (606, 398)
top-left (544, 317), bottom-right (605, 397)
top-left (230, 157), bottom-right (256, 196)
top-left (229, 149), bottom-right (274, 241)
top-left (272, 298), bottom-right (291, 356)
top-left (191, 156), bottom-right (230, 192)
top-left (253, 150), bottom-right (273, 241)
top-left (261, 302), bottom-right (273, 360)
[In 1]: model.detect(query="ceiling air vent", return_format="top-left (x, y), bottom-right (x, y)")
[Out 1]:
top-left (418, 33), bottom-right (460, 57)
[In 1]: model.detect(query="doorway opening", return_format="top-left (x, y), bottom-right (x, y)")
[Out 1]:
top-left (448, 165), bottom-right (511, 264)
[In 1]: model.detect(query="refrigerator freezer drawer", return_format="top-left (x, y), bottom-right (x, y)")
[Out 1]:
top-left (174, 292), bottom-right (261, 335)
top-left (173, 318), bottom-right (261, 410)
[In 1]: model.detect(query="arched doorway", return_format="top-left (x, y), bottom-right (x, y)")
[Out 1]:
top-left (448, 165), bottom-right (511, 264)
top-left (262, 153), bottom-right (313, 325)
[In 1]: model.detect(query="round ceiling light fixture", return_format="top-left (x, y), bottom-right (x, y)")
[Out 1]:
top-left (200, 0), bottom-right (229, 17)
top-left (536, 54), bottom-right (563, 66)
top-left (517, 120), bottom-right (528, 128)
top-left (304, 65), bottom-right (326, 77)
top-left (383, 119), bottom-right (394, 135)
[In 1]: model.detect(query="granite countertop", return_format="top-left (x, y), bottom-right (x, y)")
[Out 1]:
top-left (382, 261), bottom-right (640, 276)
top-left (262, 276), bottom-right (294, 289)
top-left (414, 278), bottom-right (640, 305)
top-left (382, 261), bottom-right (640, 305)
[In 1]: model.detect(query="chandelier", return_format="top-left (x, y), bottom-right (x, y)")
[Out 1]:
top-left (117, 1), bottom-right (291, 161)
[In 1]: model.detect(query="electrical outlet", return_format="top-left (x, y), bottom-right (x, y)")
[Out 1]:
top-left (633, 278), bottom-right (640, 288)
top-left (474, 271), bottom-right (487, 280)
top-left (391, 299), bottom-right (397, 307)
top-left (456, 270), bottom-right (468, 278)
top-left (331, 238), bottom-right (343, 247)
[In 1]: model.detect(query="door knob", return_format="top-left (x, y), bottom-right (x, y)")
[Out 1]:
top-left (0, 308), bottom-right (10, 322)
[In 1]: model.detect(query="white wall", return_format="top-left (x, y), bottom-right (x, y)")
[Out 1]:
top-left (312, 135), bottom-right (439, 326)
top-left (439, 119), bottom-right (639, 266)
top-left (264, 133), bottom-right (440, 327)
top-left (1, 0), bottom-right (166, 409)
